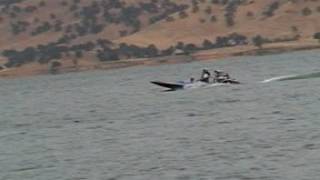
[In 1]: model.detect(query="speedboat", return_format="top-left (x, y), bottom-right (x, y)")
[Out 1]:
top-left (151, 78), bottom-right (240, 91)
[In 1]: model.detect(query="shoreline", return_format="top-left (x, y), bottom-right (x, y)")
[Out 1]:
top-left (1, 40), bottom-right (320, 79)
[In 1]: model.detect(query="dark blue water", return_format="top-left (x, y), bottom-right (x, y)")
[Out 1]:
top-left (1, 50), bottom-right (320, 180)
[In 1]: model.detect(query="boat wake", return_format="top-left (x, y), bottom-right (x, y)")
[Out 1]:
top-left (261, 75), bottom-right (296, 83)
top-left (262, 72), bottom-right (320, 83)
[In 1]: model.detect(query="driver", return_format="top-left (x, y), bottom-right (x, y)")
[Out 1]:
top-left (199, 69), bottom-right (211, 83)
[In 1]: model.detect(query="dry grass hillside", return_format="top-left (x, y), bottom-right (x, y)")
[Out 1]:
top-left (0, 0), bottom-right (320, 70)
top-left (118, 0), bottom-right (320, 48)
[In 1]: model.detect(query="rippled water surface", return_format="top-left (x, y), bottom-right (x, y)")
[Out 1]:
top-left (1, 51), bottom-right (320, 180)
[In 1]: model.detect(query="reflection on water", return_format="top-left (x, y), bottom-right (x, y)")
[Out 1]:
top-left (1, 50), bottom-right (320, 180)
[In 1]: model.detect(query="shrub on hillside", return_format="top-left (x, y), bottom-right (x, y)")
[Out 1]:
top-left (205, 6), bottom-right (212, 14)
top-left (210, 15), bottom-right (217, 22)
top-left (9, 12), bottom-right (17, 18)
top-left (10, 21), bottom-right (30, 35)
top-left (166, 16), bottom-right (175, 22)
top-left (263, 1), bottom-right (279, 17)
top-left (12, 6), bottom-right (22, 13)
top-left (90, 24), bottom-right (104, 34)
top-left (0, 0), bottom-right (25, 6)
top-left (60, 1), bottom-right (68, 6)
top-left (75, 50), bottom-right (83, 58)
top-left (39, 1), bottom-right (46, 7)
top-left (199, 18), bottom-right (206, 23)
top-left (119, 30), bottom-right (128, 37)
top-left (50, 13), bottom-right (56, 19)
top-left (24, 5), bottom-right (37, 13)
top-left (54, 20), bottom-right (63, 32)
top-left (290, 26), bottom-right (298, 33)
top-left (69, 4), bottom-right (78, 11)
top-left (31, 22), bottom-right (52, 36)
top-left (302, 7), bottom-right (312, 16)
top-left (246, 11), bottom-right (254, 17)
top-left (139, 2), bottom-right (158, 13)
top-left (211, 0), bottom-right (219, 4)
top-left (33, 17), bottom-right (40, 23)
top-left (96, 39), bottom-right (112, 49)
top-left (179, 11), bottom-right (188, 19)
top-left (192, 6), bottom-right (199, 13)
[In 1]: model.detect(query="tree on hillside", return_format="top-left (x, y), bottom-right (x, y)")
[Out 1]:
top-left (2, 49), bottom-right (20, 67)
top-left (96, 39), bottom-right (112, 49)
top-left (146, 44), bottom-right (159, 57)
top-left (48, 61), bottom-right (62, 74)
top-left (97, 49), bottom-right (119, 61)
top-left (90, 24), bottom-right (104, 34)
top-left (161, 46), bottom-right (175, 56)
top-left (313, 32), bottom-right (320, 42)
top-left (22, 47), bottom-right (37, 62)
top-left (75, 50), bottom-right (83, 59)
top-left (183, 43), bottom-right (197, 53)
top-left (224, 1), bottom-right (238, 27)
top-left (2, 47), bottom-right (38, 67)
top-left (176, 42), bottom-right (185, 50)
top-left (252, 35), bottom-right (264, 49)
top-left (263, 2), bottom-right (279, 17)
top-left (202, 39), bottom-right (214, 49)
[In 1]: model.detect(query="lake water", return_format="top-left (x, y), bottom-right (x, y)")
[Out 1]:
top-left (1, 50), bottom-right (320, 180)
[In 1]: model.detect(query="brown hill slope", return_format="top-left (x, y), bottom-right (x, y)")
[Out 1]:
top-left (0, 0), bottom-right (320, 71)
top-left (117, 0), bottom-right (320, 48)
top-left (0, 0), bottom-right (189, 50)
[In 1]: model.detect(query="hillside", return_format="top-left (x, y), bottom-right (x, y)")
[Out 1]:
top-left (1, 0), bottom-right (320, 74)
top-left (117, 0), bottom-right (320, 48)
